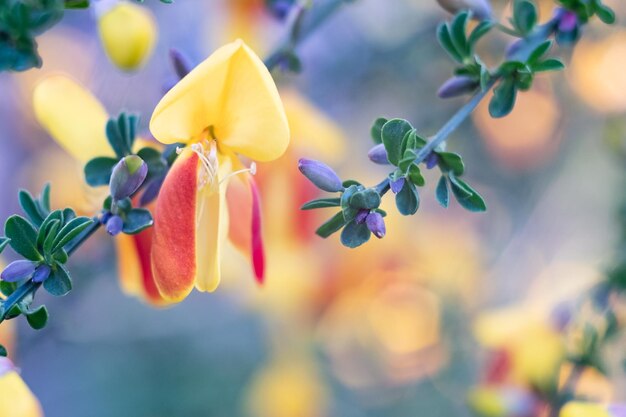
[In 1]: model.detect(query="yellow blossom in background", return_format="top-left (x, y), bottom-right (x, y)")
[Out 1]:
top-left (246, 356), bottom-right (328, 417)
top-left (97, 1), bottom-right (157, 71)
top-left (473, 306), bottom-right (564, 388)
top-left (0, 358), bottom-right (43, 417)
top-left (569, 31), bottom-right (626, 114)
top-left (560, 402), bottom-right (611, 417)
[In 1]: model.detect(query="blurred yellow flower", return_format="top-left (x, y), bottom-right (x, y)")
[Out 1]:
top-left (474, 306), bottom-right (564, 388)
top-left (97, 2), bottom-right (157, 71)
top-left (246, 356), bottom-right (328, 417)
top-left (569, 31), bottom-right (626, 114)
top-left (560, 402), bottom-right (610, 417)
top-left (149, 39), bottom-right (289, 300)
top-left (0, 358), bottom-right (43, 417)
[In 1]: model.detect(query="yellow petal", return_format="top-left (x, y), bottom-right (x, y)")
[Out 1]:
top-left (0, 364), bottom-right (43, 417)
top-left (98, 2), bottom-right (157, 71)
top-left (33, 75), bottom-right (112, 162)
top-left (560, 402), bottom-right (610, 417)
top-left (194, 154), bottom-right (232, 292)
top-left (150, 39), bottom-right (290, 162)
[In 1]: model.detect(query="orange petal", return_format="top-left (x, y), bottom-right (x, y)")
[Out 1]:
top-left (151, 150), bottom-right (198, 301)
top-left (226, 174), bottom-right (265, 284)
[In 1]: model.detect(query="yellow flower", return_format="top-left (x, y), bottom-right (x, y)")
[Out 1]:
top-left (474, 306), bottom-right (564, 388)
top-left (149, 39), bottom-right (289, 301)
top-left (0, 358), bottom-right (43, 417)
top-left (98, 2), bottom-right (157, 71)
top-left (245, 356), bottom-right (328, 417)
top-left (560, 402), bottom-right (611, 417)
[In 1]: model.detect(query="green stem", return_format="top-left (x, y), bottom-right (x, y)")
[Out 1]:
top-left (264, 0), bottom-right (349, 70)
top-left (413, 78), bottom-right (498, 165)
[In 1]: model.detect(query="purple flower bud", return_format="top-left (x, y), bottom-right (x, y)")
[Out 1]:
top-left (608, 405), bottom-right (626, 417)
top-left (366, 212), bottom-right (386, 239)
top-left (32, 264), bottom-right (51, 283)
top-left (355, 209), bottom-right (370, 224)
top-left (169, 48), bottom-right (193, 80)
top-left (100, 211), bottom-right (112, 225)
top-left (106, 215), bottom-right (124, 236)
top-left (425, 153), bottom-right (439, 169)
top-left (437, 76), bottom-right (479, 99)
top-left (109, 155), bottom-right (148, 201)
top-left (368, 144), bottom-right (390, 165)
top-left (1, 260), bottom-right (37, 282)
top-left (436, 0), bottom-right (492, 20)
top-left (0, 357), bottom-right (15, 377)
top-left (558, 10), bottom-right (578, 32)
top-left (390, 177), bottom-right (405, 194)
top-left (298, 159), bottom-right (344, 193)
top-left (267, 0), bottom-right (295, 20)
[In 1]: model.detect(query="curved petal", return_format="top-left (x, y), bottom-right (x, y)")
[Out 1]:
top-left (226, 173), bottom-right (265, 284)
top-left (33, 75), bottom-right (112, 162)
top-left (149, 40), bottom-right (290, 162)
top-left (151, 150), bottom-right (199, 302)
top-left (149, 41), bottom-right (241, 144)
top-left (217, 41), bottom-right (290, 162)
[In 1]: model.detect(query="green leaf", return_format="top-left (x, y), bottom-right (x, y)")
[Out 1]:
top-left (450, 11), bottom-right (470, 58)
top-left (0, 281), bottom-right (17, 297)
top-left (0, 237), bottom-right (10, 255)
top-left (349, 189), bottom-right (381, 210)
top-left (65, 0), bottom-right (90, 8)
top-left (25, 305), bottom-right (49, 330)
top-left (527, 40), bottom-right (552, 64)
top-left (489, 78), bottom-right (517, 118)
top-left (122, 209), bottom-right (153, 234)
top-left (53, 249), bottom-right (68, 264)
top-left (340, 221), bottom-right (371, 248)
top-left (18, 190), bottom-right (44, 226)
top-left (370, 118), bottom-right (388, 144)
top-left (301, 198), bottom-right (341, 210)
top-left (84, 157), bottom-right (118, 187)
top-left (438, 152), bottom-right (465, 176)
top-left (437, 22), bottom-right (463, 63)
top-left (532, 58), bottom-right (565, 73)
top-left (52, 217), bottom-right (93, 252)
top-left (594, 3), bottom-right (615, 24)
top-left (43, 219), bottom-right (61, 256)
top-left (436, 176), bottom-right (450, 208)
top-left (395, 181), bottom-right (420, 216)
top-left (450, 177), bottom-right (487, 212)
top-left (43, 263), bottom-right (72, 296)
top-left (407, 164), bottom-right (425, 187)
top-left (513, 0), bottom-right (538, 35)
top-left (5, 215), bottom-right (42, 261)
top-left (316, 211), bottom-right (347, 238)
top-left (448, 175), bottom-right (473, 199)
top-left (37, 210), bottom-right (63, 250)
top-left (0, 345), bottom-right (6, 357)
top-left (381, 119), bottom-right (413, 166)
top-left (468, 20), bottom-right (494, 49)
top-left (106, 118), bottom-right (131, 158)
top-left (40, 183), bottom-right (51, 213)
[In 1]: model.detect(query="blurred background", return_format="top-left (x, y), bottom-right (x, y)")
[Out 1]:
top-left (1, 0), bottom-right (626, 415)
